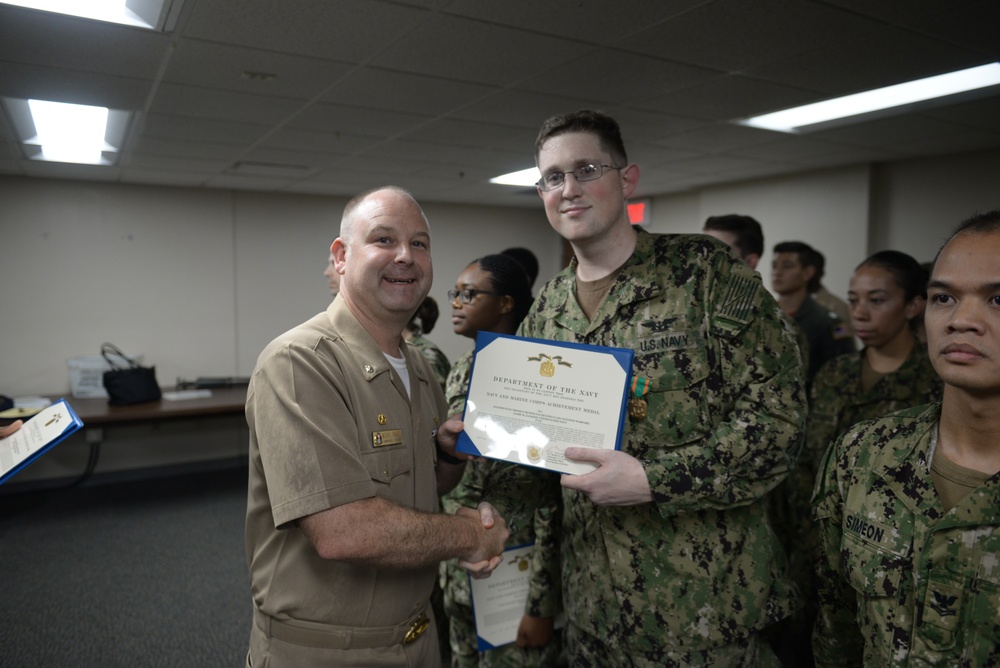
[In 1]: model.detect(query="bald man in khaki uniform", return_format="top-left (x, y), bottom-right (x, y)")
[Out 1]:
top-left (245, 186), bottom-right (509, 668)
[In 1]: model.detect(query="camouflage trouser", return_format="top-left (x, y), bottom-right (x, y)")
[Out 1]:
top-left (565, 623), bottom-right (780, 668)
top-left (448, 602), bottom-right (563, 668)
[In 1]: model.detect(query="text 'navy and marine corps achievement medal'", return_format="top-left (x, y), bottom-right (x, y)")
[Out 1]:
top-left (629, 375), bottom-right (650, 420)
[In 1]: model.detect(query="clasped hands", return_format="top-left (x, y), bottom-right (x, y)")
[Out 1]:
top-left (456, 501), bottom-right (509, 579)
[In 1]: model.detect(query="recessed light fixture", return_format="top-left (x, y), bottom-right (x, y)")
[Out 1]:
top-left (2, 97), bottom-right (132, 165)
top-left (489, 166), bottom-right (540, 188)
top-left (0, 0), bottom-right (184, 31)
top-left (738, 62), bottom-right (1000, 133)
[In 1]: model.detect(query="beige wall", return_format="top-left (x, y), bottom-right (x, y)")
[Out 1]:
top-left (646, 147), bottom-right (999, 303)
top-left (1, 147), bottom-right (997, 482)
top-left (0, 178), bottom-right (561, 398)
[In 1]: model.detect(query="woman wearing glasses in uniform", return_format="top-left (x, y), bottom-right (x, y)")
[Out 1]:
top-left (440, 254), bottom-right (563, 668)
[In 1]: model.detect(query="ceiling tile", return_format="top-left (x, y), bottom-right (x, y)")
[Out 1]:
top-left (638, 74), bottom-right (818, 122)
top-left (162, 39), bottom-right (356, 100)
top-left (370, 14), bottom-right (590, 86)
top-left (181, 0), bottom-right (428, 63)
top-left (149, 82), bottom-right (305, 124)
top-left (621, 0), bottom-right (879, 71)
top-left (515, 49), bottom-right (719, 107)
top-left (320, 68), bottom-right (497, 116)
top-left (442, 0), bottom-right (704, 44)
top-left (748, 27), bottom-right (988, 96)
top-left (287, 102), bottom-right (432, 137)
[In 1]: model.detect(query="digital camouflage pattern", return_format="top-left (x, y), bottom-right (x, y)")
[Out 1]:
top-left (408, 331), bottom-right (451, 391)
top-left (773, 345), bottom-right (943, 622)
top-left (806, 346), bottom-right (942, 477)
top-left (445, 349), bottom-right (475, 417)
top-left (440, 352), bottom-right (563, 667)
top-left (517, 230), bottom-right (807, 660)
top-left (813, 403), bottom-right (1000, 667)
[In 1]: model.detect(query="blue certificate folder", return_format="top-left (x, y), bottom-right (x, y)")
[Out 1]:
top-left (0, 399), bottom-right (84, 486)
top-left (456, 332), bottom-right (634, 474)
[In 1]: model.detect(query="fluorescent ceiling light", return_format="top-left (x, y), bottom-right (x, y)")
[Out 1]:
top-left (3, 97), bottom-right (132, 165)
top-left (28, 100), bottom-right (109, 164)
top-left (0, 0), bottom-right (181, 30)
top-left (490, 167), bottom-right (540, 188)
top-left (739, 62), bottom-right (1000, 133)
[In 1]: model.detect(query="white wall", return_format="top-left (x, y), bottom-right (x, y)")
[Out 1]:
top-left (0, 177), bottom-right (561, 397)
top-left (3, 146), bottom-right (997, 398)
top-left (645, 148), bottom-right (999, 303)
top-left (2, 148), bottom-right (996, 484)
top-left (870, 149), bottom-right (1000, 261)
top-left (646, 166), bottom-right (871, 302)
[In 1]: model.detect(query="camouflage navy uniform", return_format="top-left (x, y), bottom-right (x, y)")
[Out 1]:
top-left (806, 346), bottom-right (942, 477)
top-left (771, 345), bottom-right (943, 660)
top-left (812, 402), bottom-right (1000, 667)
top-left (408, 331), bottom-right (451, 391)
top-left (518, 230), bottom-right (806, 665)
top-left (440, 350), bottom-right (563, 668)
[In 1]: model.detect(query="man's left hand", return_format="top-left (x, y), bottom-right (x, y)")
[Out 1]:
top-left (560, 447), bottom-right (653, 506)
top-left (435, 415), bottom-right (468, 461)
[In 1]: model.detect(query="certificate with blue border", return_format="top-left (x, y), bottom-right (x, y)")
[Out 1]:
top-left (0, 398), bottom-right (83, 486)
top-left (469, 542), bottom-right (537, 651)
top-left (455, 332), bottom-right (633, 475)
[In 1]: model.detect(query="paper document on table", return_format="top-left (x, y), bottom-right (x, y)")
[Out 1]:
top-left (0, 399), bottom-right (83, 485)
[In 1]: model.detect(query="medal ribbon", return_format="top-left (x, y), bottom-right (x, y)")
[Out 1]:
top-left (630, 376), bottom-right (650, 399)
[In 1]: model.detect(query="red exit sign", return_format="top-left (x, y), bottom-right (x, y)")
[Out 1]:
top-left (628, 199), bottom-right (651, 225)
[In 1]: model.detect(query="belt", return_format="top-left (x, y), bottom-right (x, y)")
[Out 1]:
top-left (253, 607), bottom-right (430, 650)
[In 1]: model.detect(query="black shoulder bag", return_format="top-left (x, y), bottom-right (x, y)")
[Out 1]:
top-left (101, 343), bottom-right (162, 406)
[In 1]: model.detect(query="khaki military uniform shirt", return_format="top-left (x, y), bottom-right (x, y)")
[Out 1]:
top-left (813, 403), bottom-right (1000, 667)
top-left (245, 297), bottom-right (448, 667)
top-left (518, 230), bottom-right (807, 659)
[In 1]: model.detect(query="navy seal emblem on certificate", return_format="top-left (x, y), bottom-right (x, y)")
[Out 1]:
top-left (456, 332), bottom-right (634, 475)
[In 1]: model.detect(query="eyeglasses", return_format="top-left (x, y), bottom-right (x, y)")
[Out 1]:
top-left (448, 288), bottom-right (503, 304)
top-left (535, 164), bottom-right (622, 192)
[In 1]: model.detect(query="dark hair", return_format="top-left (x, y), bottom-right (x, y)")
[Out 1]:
top-left (704, 214), bottom-right (764, 258)
top-left (474, 254), bottom-right (534, 326)
top-left (534, 110), bottom-right (627, 166)
top-left (857, 250), bottom-right (927, 301)
top-left (500, 247), bottom-right (539, 287)
top-left (408, 297), bottom-right (439, 334)
top-left (773, 241), bottom-right (822, 293)
top-left (932, 209), bottom-right (1000, 269)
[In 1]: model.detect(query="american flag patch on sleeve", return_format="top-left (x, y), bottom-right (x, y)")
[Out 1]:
top-left (719, 274), bottom-right (759, 325)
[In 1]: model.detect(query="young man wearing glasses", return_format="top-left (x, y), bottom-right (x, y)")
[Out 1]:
top-left (515, 110), bottom-right (807, 666)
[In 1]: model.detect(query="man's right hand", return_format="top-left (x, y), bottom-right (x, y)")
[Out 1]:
top-left (456, 501), bottom-right (509, 578)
